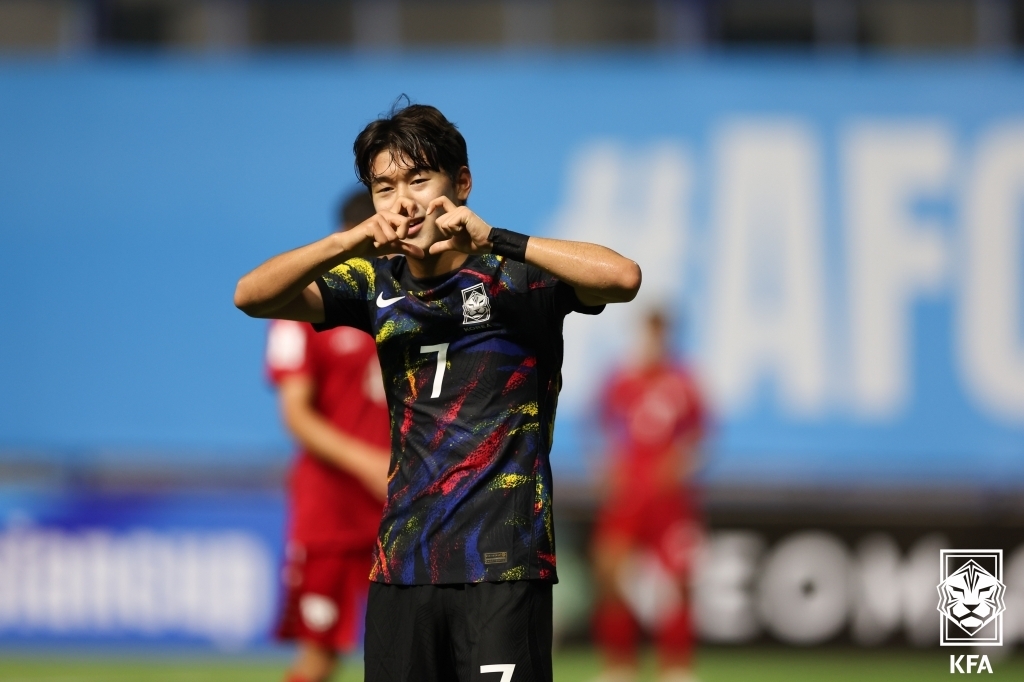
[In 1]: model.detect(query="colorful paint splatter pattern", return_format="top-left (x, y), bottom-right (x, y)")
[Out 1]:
top-left (315, 254), bottom-right (602, 584)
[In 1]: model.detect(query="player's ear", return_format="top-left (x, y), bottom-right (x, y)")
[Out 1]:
top-left (454, 166), bottom-right (472, 203)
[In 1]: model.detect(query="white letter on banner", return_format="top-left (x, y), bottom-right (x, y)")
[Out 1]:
top-left (693, 531), bottom-right (765, 643)
top-left (549, 142), bottom-right (693, 412)
top-left (961, 124), bottom-right (1024, 421)
top-left (756, 531), bottom-right (850, 644)
top-left (843, 123), bottom-right (952, 417)
top-left (706, 121), bottom-right (828, 415)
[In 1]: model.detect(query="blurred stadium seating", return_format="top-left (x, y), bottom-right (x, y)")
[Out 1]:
top-left (0, 0), bottom-right (1021, 53)
top-left (2, 1), bottom-right (1023, 677)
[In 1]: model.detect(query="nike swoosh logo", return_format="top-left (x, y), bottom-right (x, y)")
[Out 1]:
top-left (376, 292), bottom-right (405, 308)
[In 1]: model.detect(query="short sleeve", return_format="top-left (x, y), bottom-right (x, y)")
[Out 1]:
top-left (266, 320), bottom-right (312, 385)
top-left (313, 258), bottom-right (376, 334)
top-left (522, 263), bottom-right (605, 322)
top-left (553, 280), bottom-right (605, 317)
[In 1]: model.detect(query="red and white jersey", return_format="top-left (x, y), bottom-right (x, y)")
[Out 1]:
top-left (600, 361), bottom-right (704, 492)
top-left (266, 320), bottom-right (390, 552)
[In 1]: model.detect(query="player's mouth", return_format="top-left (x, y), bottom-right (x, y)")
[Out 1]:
top-left (406, 217), bottom-right (425, 237)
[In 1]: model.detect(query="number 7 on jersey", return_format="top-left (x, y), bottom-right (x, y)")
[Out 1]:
top-left (420, 343), bottom-right (450, 399)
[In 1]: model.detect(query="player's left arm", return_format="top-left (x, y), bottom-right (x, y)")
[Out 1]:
top-left (278, 374), bottom-right (390, 501)
top-left (427, 198), bottom-right (641, 305)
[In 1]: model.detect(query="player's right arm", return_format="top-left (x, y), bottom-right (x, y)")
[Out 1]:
top-left (234, 208), bottom-right (421, 321)
top-left (278, 374), bottom-right (389, 500)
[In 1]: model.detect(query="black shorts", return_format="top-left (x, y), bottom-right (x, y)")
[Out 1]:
top-left (364, 580), bottom-right (553, 682)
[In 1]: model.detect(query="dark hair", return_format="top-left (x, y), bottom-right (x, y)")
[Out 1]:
top-left (353, 100), bottom-right (468, 187)
top-left (337, 188), bottom-right (375, 231)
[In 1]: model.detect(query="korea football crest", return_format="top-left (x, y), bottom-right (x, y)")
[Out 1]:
top-left (461, 283), bottom-right (491, 325)
top-left (937, 549), bottom-right (1006, 646)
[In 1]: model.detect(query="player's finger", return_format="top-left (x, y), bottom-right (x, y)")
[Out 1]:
top-left (434, 216), bottom-right (457, 236)
top-left (378, 238), bottom-right (411, 258)
top-left (394, 221), bottom-right (409, 240)
top-left (368, 216), bottom-right (386, 241)
top-left (427, 196), bottom-right (457, 216)
top-left (361, 219), bottom-right (382, 248)
top-left (395, 196), bottom-right (417, 217)
top-left (374, 216), bottom-right (400, 243)
top-left (368, 218), bottom-right (387, 247)
top-left (387, 213), bottom-right (411, 237)
top-left (428, 239), bottom-right (455, 256)
top-left (379, 210), bottom-right (409, 229)
top-left (401, 241), bottom-right (426, 258)
top-left (435, 210), bottom-right (465, 231)
top-left (425, 197), bottom-right (444, 215)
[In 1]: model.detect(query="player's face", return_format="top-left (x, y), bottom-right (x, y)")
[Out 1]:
top-left (369, 150), bottom-right (472, 253)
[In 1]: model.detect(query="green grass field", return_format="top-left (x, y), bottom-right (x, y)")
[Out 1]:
top-left (1, 647), bottom-right (1020, 682)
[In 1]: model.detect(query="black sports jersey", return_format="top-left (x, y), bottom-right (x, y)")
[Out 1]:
top-left (314, 254), bottom-right (603, 584)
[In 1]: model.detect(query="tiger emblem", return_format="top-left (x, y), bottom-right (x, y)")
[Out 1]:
top-left (461, 283), bottom-right (491, 324)
top-left (937, 559), bottom-right (1006, 635)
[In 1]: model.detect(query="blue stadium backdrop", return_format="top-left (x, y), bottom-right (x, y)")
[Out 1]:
top-left (2, 56), bottom-right (1024, 647)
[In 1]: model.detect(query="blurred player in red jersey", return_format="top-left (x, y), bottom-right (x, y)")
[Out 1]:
top-left (590, 310), bottom-right (706, 682)
top-left (266, 190), bottom-right (390, 682)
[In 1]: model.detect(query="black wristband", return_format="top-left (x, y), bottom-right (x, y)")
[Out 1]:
top-left (488, 227), bottom-right (529, 262)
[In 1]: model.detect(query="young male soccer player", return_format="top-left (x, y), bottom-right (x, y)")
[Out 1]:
top-left (267, 189), bottom-right (390, 682)
top-left (235, 103), bottom-right (641, 682)
top-left (591, 311), bottom-right (705, 682)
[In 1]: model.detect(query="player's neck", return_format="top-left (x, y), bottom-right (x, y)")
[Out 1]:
top-left (406, 250), bottom-right (469, 280)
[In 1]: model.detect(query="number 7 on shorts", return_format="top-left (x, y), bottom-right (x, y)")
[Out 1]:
top-left (480, 664), bottom-right (515, 682)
